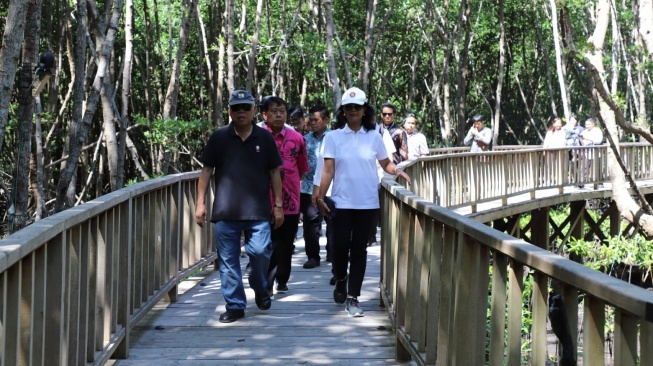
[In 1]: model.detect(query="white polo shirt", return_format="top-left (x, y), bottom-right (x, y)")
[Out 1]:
top-left (323, 124), bottom-right (389, 209)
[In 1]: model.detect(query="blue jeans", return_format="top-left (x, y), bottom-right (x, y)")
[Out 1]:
top-left (215, 220), bottom-right (272, 310)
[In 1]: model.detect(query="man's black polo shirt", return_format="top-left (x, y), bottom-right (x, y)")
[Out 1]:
top-left (200, 123), bottom-right (283, 222)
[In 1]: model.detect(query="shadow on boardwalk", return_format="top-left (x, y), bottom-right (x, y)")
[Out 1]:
top-left (108, 227), bottom-right (416, 365)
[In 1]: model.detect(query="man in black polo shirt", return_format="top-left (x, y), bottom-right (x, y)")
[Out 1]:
top-left (195, 89), bottom-right (284, 323)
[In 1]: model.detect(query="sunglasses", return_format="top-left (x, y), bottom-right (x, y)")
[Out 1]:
top-left (230, 104), bottom-right (253, 112)
top-left (343, 104), bottom-right (364, 111)
top-left (382, 113), bottom-right (394, 117)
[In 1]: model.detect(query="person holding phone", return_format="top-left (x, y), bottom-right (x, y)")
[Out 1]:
top-left (464, 114), bottom-right (493, 152)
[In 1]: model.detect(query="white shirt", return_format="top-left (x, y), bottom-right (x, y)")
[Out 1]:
top-left (406, 131), bottom-right (429, 159)
top-left (322, 124), bottom-right (389, 209)
top-left (542, 129), bottom-right (566, 149)
top-left (580, 128), bottom-right (603, 145)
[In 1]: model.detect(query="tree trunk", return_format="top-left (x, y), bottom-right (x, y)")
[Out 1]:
top-left (549, 0), bottom-right (571, 121)
top-left (101, 73), bottom-right (121, 192)
top-left (639, 0), bottom-right (653, 58)
top-left (361, 0), bottom-right (376, 92)
top-left (492, 0), bottom-right (506, 144)
top-left (245, 0), bottom-right (264, 91)
top-left (256, 0), bottom-right (303, 96)
top-left (13, 0), bottom-right (42, 232)
top-left (455, 0), bottom-right (472, 145)
top-left (534, 0), bottom-right (558, 117)
top-left (216, 0), bottom-right (226, 124)
top-left (159, 0), bottom-right (197, 174)
top-left (197, 2), bottom-right (216, 123)
top-left (208, 0), bottom-right (222, 125)
top-left (0, 0), bottom-right (29, 152)
top-left (323, 0), bottom-right (341, 107)
top-left (31, 95), bottom-right (46, 221)
top-left (226, 0), bottom-right (235, 92)
top-left (55, 0), bottom-right (125, 212)
top-left (162, 0), bottom-right (198, 120)
top-left (574, 0), bottom-right (653, 236)
top-left (118, 0), bottom-right (133, 188)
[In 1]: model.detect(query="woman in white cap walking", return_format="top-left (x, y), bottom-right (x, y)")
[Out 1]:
top-left (315, 87), bottom-right (411, 317)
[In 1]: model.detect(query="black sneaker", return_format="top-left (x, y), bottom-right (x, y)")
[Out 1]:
top-left (345, 298), bottom-right (364, 317)
top-left (219, 309), bottom-right (245, 323)
top-left (333, 277), bottom-right (347, 304)
top-left (329, 275), bottom-right (336, 286)
top-left (255, 291), bottom-right (272, 310)
top-left (276, 283), bottom-right (288, 293)
top-left (303, 258), bottom-right (320, 269)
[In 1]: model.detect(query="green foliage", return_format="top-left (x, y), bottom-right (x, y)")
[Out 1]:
top-left (140, 115), bottom-right (212, 154)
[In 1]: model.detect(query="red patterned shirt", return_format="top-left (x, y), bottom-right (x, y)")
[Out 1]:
top-left (262, 125), bottom-right (309, 214)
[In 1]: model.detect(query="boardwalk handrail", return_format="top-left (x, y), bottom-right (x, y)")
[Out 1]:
top-left (0, 172), bottom-right (215, 365)
top-left (382, 143), bottom-right (653, 365)
top-left (410, 143), bottom-right (652, 212)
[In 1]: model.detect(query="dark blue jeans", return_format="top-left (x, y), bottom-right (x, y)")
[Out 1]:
top-left (215, 220), bottom-right (272, 310)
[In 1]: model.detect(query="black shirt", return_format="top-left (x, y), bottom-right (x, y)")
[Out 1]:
top-left (200, 123), bottom-right (283, 222)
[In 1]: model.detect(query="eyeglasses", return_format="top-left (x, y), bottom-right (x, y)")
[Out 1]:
top-left (230, 104), bottom-right (253, 112)
top-left (343, 104), bottom-right (364, 111)
top-left (382, 113), bottom-right (394, 117)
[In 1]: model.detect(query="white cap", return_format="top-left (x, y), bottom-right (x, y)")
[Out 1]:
top-left (341, 87), bottom-right (367, 105)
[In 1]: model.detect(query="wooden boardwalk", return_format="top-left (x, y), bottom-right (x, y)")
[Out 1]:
top-left (108, 227), bottom-right (416, 365)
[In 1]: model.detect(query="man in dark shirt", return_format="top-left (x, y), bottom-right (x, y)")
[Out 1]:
top-left (380, 102), bottom-right (408, 164)
top-left (195, 89), bottom-right (284, 323)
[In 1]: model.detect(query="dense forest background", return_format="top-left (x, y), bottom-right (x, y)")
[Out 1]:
top-left (1, 0), bottom-right (653, 237)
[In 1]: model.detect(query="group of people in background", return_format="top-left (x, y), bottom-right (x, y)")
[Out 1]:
top-left (543, 115), bottom-right (605, 187)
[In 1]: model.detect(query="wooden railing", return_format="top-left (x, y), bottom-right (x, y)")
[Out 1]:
top-left (0, 172), bottom-right (215, 365)
top-left (2, 143), bottom-right (653, 365)
top-left (413, 143), bottom-right (653, 212)
top-left (381, 143), bottom-right (653, 365)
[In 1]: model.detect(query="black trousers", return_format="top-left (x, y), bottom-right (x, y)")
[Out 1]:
top-left (300, 193), bottom-right (323, 261)
top-left (267, 214), bottom-right (300, 287)
top-left (331, 208), bottom-right (376, 297)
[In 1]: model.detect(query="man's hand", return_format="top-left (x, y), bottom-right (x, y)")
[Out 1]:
top-left (195, 204), bottom-right (207, 228)
top-left (316, 199), bottom-right (330, 217)
top-left (271, 207), bottom-right (285, 229)
top-left (470, 127), bottom-right (479, 136)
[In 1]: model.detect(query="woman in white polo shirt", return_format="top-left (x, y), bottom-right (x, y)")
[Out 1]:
top-left (316, 87), bottom-right (411, 317)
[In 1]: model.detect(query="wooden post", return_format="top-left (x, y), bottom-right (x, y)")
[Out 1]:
top-left (531, 208), bottom-right (549, 250)
top-left (569, 201), bottom-right (584, 263)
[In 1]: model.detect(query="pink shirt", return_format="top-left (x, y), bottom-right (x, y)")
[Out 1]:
top-left (263, 125), bottom-right (309, 214)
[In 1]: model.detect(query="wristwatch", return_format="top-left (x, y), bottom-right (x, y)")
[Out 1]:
top-left (274, 203), bottom-right (283, 208)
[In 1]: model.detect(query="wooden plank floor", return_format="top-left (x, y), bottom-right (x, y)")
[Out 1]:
top-left (108, 226), bottom-right (416, 365)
